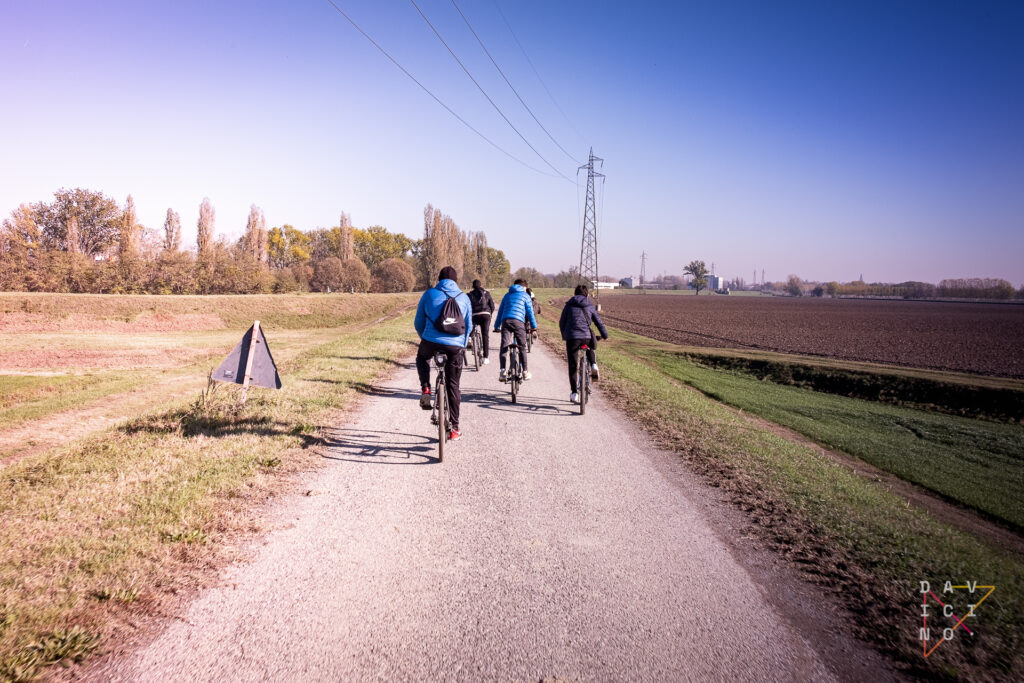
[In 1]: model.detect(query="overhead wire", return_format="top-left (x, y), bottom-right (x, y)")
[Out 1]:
top-left (449, 0), bottom-right (580, 165)
top-left (493, 0), bottom-right (588, 150)
top-left (323, 0), bottom-right (561, 179)
top-left (409, 0), bottom-right (574, 184)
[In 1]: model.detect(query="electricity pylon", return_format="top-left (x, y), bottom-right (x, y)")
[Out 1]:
top-left (578, 148), bottom-right (604, 299)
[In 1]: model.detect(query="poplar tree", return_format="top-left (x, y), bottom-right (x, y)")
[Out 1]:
top-left (244, 204), bottom-right (268, 263)
top-left (163, 208), bottom-right (181, 251)
top-left (197, 198), bottom-right (214, 255)
top-left (119, 194), bottom-right (139, 259)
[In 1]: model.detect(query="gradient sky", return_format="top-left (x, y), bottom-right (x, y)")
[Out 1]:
top-left (2, 0), bottom-right (1022, 285)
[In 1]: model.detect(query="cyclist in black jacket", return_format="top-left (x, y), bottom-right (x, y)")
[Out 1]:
top-left (467, 280), bottom-right (495, 364)
top-left (558, 284), bottom-right (608, 403)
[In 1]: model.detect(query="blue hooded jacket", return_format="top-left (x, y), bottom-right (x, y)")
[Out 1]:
top-left (414, 279), bottom-right (472, 348)
top-left (494, 284), bottom-right (538, 331)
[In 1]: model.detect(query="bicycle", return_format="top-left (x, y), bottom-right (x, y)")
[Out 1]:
top-left (506, 338), bottom-right (524, 404)
top-left (469, 324), bottom-right (483, 371)
top-left (429, 351), bottom-right (453, 462)
top-left (575, 342), bottom-right (593, 415)
top-left (526, 327), bottom-right (534, 353)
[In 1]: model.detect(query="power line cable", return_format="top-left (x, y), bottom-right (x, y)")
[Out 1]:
top-left (493, 0), bottom-right (588, 149)
top-left (409, 0), bottom-right (574, 183)
top-left (450, 0), bottom-right (579, 165)
top-left (323, 0), bottom-right (560, 179)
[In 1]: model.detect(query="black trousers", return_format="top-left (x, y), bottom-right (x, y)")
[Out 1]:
top-left (416, 339), bottom-right (464, 429)
top-left (471, 313), bottom-right (491, 358)
top-left (498, 319), bottom-right (528, 371)
top-left (566, 334), bottom-right (597, 393)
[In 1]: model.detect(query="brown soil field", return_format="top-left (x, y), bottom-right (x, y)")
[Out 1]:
top-left (597, 294), bottom-right (1024, 378)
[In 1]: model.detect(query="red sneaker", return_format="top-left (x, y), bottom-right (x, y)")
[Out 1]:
top-left (448, 429), bottom-right (462, 441)
top-left (419, 388), bottom-right (432, 410)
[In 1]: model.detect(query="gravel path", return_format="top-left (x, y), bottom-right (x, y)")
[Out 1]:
top-left (101, 339), bottom-right (835, 681)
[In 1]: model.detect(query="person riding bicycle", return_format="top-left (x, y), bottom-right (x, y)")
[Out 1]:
top-left (414, 266), bottom-right (472, 441)
top-left (525, 287), bottom-right (541, 345)
top-left (494, 278), bottom-right (538, 382)
top-left (467, 279), bottom-right (495, 365)
top-left (558, 284), bottom-right (608, 403)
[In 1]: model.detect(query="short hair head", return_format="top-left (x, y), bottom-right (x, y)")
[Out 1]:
top-left (438, 266), bottom-right (457, 283)
top-left (472, 279), bottom-right (481, 289)
top-left (514, 278), bottom-right (526, 286)
top-left (574, 284), bottom-right (589, 297)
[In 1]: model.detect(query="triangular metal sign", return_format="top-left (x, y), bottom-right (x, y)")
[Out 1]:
top-left (212, 323), bottom-right (282, 390)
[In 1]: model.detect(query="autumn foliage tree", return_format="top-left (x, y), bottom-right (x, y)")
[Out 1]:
top-left (372, 258), bottom-right (415, 293)
top-left (0, 190), bottom-right (505, 295)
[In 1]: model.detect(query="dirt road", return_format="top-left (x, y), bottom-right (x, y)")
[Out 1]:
top-left (98, 339), bottom-right (862, 681)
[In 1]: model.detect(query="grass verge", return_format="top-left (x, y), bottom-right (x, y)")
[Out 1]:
top-left (637, 346), bottom-right (1024, 529)
top-left (536, 317), bottom-right (1023, 681)
top-left (677, 349), bottom-right (1024, 423)
top-left (0, 312), bottom-right (417, 681)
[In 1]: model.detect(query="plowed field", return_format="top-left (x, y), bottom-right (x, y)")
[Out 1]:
top-left (596, 295), bottom-right (1024, 378)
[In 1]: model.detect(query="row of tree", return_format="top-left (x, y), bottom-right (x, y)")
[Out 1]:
top-left (775, 276), bottom-right (1024, 299)
top-left (0, 189), bottom-right (513, 294)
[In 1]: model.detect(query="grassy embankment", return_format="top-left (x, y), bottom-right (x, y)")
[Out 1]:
top-left (0, 293), bottom-right (415, 441)
top-left (535, 303), bottom-right (1023, 681)
top-left (0, 293), bottom-right (419, 681)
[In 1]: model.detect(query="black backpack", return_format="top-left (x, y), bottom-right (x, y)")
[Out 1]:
top-left (433, 293), bottom-right (466, 335)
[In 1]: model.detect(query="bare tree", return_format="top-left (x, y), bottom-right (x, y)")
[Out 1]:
top-left (243, 204), bottom-right (268, 263)
top-left (119, 194), bottom-right (140, 260)
top-left (197, 197), bottom-right (214, 255)
top-left (163, 208), bottom-right (181, 251)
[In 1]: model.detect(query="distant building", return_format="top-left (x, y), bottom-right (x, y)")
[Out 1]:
top-left (706, 275), bottom-right (723, 291)
top-left (595, 281), bottom-right (620, 290)
top-left (619, 277), bottom-right (634, 288)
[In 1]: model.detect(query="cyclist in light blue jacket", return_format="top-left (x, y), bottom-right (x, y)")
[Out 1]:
top-left (414, 266), bottom-right (472, 440)
top-left (493, 279), bottom-right (538, 382)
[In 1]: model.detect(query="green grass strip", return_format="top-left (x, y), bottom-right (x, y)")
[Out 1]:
top-left (638, 347), bottom-right (1024, 529)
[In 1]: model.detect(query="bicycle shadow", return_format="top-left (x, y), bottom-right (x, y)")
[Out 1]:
top-left (319, 428), bottom-right (438, 465)
top-left (461, 388), bottom-right (574, 415)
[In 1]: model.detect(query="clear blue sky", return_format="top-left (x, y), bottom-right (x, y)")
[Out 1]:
top-left (2, 0), bottom-right (1022, 285)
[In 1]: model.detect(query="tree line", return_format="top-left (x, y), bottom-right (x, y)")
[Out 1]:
top-left (0, 189), bottom-right (512, 294)
top-left (775, 276), bottom-right (1023, 300)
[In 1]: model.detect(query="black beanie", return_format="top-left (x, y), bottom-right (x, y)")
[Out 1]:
top-left (438, 266), bottom-right (458, 283)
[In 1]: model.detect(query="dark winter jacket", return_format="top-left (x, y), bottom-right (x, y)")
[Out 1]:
top-left (494, 284), bottom-right (538, 331)
top-left (414, 279), bottom-right (472, 347)
top-left (468, 286), bottom-right (495, 316)
top-left (559, 294), bottom-right (608, 341)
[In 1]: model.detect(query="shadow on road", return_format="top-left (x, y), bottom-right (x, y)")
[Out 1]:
top-left (320, 428), bottom-right (438, 465)
top-left (461, 388), bottom-right (575, 415)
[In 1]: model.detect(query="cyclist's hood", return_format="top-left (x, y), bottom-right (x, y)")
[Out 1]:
top-left (508, 283), bottom-right (526, 294)
top-left (569, 294), bottom-right (592, 307)
top-left (435, 278), bottom-right (463, 296)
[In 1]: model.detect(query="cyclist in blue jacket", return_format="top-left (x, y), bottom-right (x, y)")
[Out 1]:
top-left (414, 266), bottom-right (472, 441)
top-left (493, 279), bottom-right (538, 382)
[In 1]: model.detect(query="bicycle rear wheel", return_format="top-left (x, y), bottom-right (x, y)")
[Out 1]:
top-left (510, 349), bottom-right (519, 403)
top-left (577, 351), bottom-right (587, 415)
top-left (435, 373), bottom-right (446, 462)
top-left (473, 329), bottom-right (482, 370)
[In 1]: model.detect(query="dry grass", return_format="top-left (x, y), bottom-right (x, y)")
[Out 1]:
top-left (0, 294), bottom-right (419, 680)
